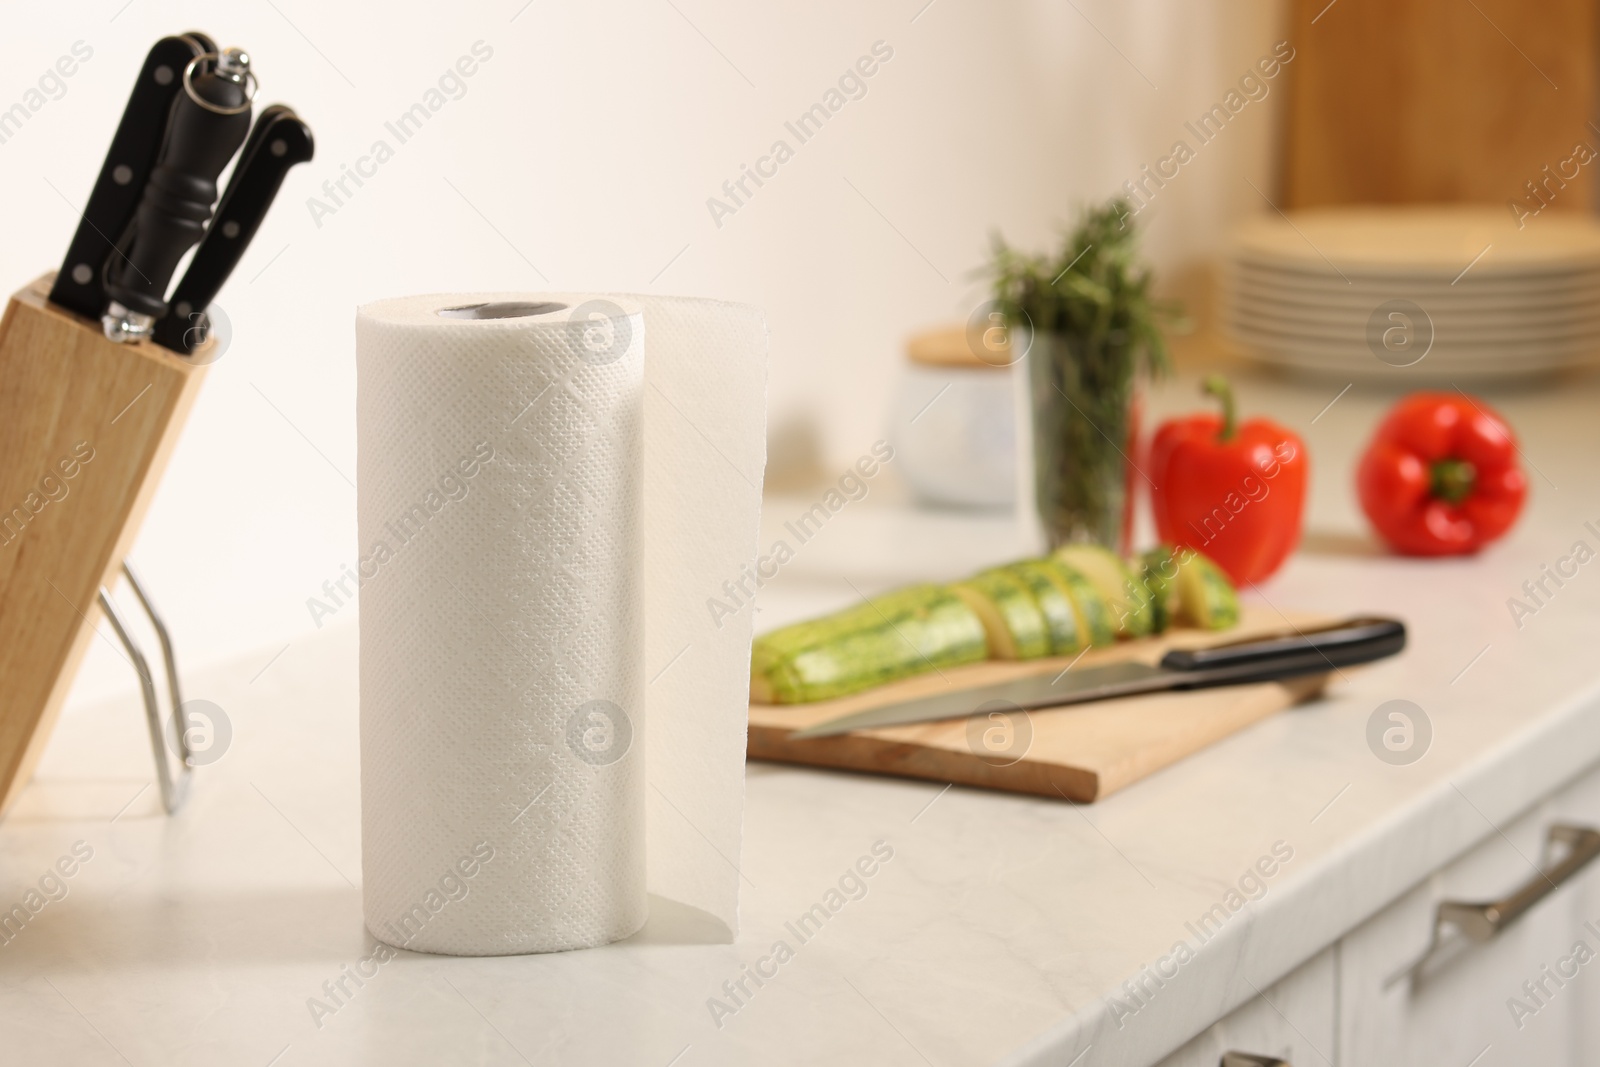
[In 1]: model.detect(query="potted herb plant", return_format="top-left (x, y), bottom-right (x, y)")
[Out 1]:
top-left (990, 199), bottom-right (1178, 552)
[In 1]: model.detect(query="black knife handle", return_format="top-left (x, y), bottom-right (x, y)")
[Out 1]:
top-left (152, 105), bottom-right (314, 355)
top-left (1160, 616), bottom-right (1407, 684)
top-left (48, 34), bottom-right (211, 320)
top-left (104, 53), bottom-right (252, 318)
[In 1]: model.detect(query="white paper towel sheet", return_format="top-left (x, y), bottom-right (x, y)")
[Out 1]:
top-left (356, 293), bottom-right (767, 955)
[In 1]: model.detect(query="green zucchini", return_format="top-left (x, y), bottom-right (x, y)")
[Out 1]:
top-left (1035, 557), bottom-right (1117, 647)
top-left (1174, 548), bottom-right (1240, 630)
top-left (951, 571), bottom-right (1051, 660)
top-left (750, 583), bottom-right (988, 704)
top-left (1138, 546), bottom-right (1182, 635)
top-left (998, 561), bottom-right (1084, 656)
top-left (1054, 544), bottom-right (1153, 638)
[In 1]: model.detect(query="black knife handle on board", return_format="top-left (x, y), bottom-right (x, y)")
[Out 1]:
top-left (1158, 616), bottom-right (1407, 685)
top-left (103, 49), bottom-right (254, 322)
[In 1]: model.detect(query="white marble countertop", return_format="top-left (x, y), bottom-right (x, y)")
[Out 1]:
top-left (7, 368), bottom-right (1600, 1066)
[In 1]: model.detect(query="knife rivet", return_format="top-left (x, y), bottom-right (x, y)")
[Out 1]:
top-left (174, 302), bottom-right (192, 320)
top-left (72, 264), bottom-right (93, 284)
top-left (221, 220), bottom-right (241, 239)
top-left (154, 65), bottom-right (174, 85)
top-left (270, 139), bottom-right (287, 157)
top-left (113, 164), bottom-right (134, 185)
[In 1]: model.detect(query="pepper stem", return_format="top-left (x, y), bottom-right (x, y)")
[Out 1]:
top-left (1431, 458), bottom-right (1477, 505)
top-left (1202, 374), bottom-right (1236, 441)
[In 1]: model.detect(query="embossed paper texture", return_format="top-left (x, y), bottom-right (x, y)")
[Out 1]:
top-left (356, 293), bottom-right (766, 955)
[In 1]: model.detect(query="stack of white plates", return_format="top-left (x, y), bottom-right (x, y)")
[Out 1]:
top-left (1223, 206), bottom-right (1600, 381)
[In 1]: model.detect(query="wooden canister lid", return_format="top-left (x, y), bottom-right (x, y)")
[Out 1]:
top-left (906, 323), bottom-right (1010, 368)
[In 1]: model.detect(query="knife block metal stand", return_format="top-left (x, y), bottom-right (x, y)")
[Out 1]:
top-left (0, 273), bottom-right (207, 818)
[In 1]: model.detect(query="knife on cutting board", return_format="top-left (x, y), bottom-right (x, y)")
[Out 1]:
top-left (788, 616), bottom-right (1406, 740)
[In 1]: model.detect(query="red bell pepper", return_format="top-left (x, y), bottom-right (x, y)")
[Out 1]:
top-left (1356, 392), bottom-right (1526, 556)
top-left (1149, 376), bottom-right (1307, 584)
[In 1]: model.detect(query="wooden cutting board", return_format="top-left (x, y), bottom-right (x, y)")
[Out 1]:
top-left (747, 606), bottom-right (1331, 803)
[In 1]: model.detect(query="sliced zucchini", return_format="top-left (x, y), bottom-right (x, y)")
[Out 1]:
top-left (998, 561), bottom-right (1084, 656)
top-left (1054, 544), bottom-right (1152, 638)
top-left (1035, 557), bottom-right (1117, 647)
top-left (750, 583), bottom-right (988, 703)
top-left (1174, 548), bottom-right (1240, 630)
top-left (951, 571), bottom-right (1051, 660)
top-left (751, 583), bottom-right (951, 665)
top-left (1138, 546), bottom-right (1182, 635)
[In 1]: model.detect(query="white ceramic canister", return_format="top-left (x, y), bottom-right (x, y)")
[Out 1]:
top-left (891, 323), bottom-right (1016, 509)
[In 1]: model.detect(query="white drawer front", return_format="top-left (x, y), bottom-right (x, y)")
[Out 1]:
top-left (1547, 763), bottom-right (1600, 1058)
top-left (1340, 765), bottom-right (1600, 1067)
top-left (1154, 949), bottom-right (1335, 1067)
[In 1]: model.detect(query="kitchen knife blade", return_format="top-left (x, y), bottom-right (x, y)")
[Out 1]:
top-left (786, 615), bottom-right (1405, 740)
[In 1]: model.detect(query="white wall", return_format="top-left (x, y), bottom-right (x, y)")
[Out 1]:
top-left (0, 0), bottom-right (1286, 704)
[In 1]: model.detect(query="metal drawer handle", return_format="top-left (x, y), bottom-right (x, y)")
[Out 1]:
top-left (1437, 824), bottom-right (1600, 939)
top-left (1392, 823), bottom-right (1600, 985)
top-left (1221, 1054), bottom-right (1290, 1067)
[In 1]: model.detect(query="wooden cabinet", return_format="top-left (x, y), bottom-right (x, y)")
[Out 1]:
top-left (1282, 0), bottom-right (1598, 210)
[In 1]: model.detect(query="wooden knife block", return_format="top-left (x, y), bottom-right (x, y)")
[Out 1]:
top-left (0, 274), bottom-right (210, 816)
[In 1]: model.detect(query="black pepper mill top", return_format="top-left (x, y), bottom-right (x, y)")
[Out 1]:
top-left (102, 47), bottom-right (253, 341)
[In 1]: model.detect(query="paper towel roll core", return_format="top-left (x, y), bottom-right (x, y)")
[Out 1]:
top-left (436, 300), bottom-right (569, 319)
top-left (357, 292), bottom-right (767, 956)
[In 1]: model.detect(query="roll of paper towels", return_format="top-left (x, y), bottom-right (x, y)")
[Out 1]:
top-left (356, 293), bottom-right (767, 955)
